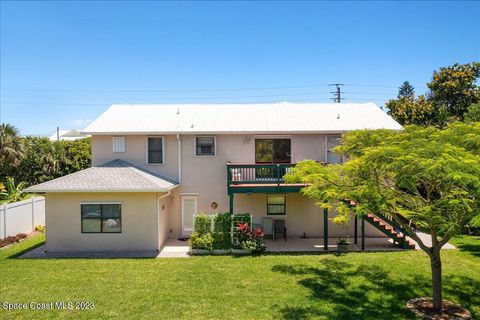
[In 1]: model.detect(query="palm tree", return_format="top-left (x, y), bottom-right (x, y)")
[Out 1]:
top-left (0, 177), bottom-right (27, 203)
top-left (0, 123), bottom-right (24, 167)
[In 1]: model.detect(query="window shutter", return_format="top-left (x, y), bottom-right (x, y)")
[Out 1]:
top-left (112, 137), bottom-right (125, 153)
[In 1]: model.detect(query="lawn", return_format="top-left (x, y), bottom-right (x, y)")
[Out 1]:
top-left (0, 235), bottom-right (479, 320)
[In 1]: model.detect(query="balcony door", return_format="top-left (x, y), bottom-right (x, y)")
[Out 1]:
top-left (255, 139), bottom-right (291, 164)
top-left (255, 139), bottom-right (291, 181)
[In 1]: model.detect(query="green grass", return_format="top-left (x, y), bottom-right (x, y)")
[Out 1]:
top-left (1, 234), bottom-right (479, 319)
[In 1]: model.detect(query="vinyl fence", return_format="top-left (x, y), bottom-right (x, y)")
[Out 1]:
top-left (0, 197), bottom-right (45, 239)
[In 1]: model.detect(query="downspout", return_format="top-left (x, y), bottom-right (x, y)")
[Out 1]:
top-left (156, 189), bottom-right (173, 252)
top-left (176, 133), bottom-right (182, 183)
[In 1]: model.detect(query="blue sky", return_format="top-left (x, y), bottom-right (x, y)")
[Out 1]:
top-left (1, 1), bottom-right (479, 135)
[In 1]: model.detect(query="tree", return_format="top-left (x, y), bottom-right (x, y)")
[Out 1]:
top-left (386, 95), bottom-right (436, 126)
top-left (464, 103), bottom-right (480, 123)
top-left (0, 123), bottom-right (24, 179)
top-left (285, 123), bottom-right (480, 312)
top-left (386, 62), bottom-right (480, 126)
top-left (428, 62), bottom-right (480, 120)
top-left (398, 81), bottom-right (415, 100)
top-left (0, 177), bottom-right (27, 203)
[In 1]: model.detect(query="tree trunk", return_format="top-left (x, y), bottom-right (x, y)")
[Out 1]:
top-left (430, 250), bottom-right (443, 312)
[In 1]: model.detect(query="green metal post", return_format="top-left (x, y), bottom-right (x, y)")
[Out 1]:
top-left (361, 217), bottom-right (365, 251)
top-left (323, 208), bottom-right (328, 251)
top-left (354, 216), bottom-right (358, 244)
top-left (229, 194), bottom-right (234, 215)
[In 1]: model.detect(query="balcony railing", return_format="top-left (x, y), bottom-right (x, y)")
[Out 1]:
top-left (227, 163), bottom-right (296, 186)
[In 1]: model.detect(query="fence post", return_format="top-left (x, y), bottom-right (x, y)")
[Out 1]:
top-left (3, 204), bottom-right (7, 239)
top-left (31, 197), bottom-right (36, 230)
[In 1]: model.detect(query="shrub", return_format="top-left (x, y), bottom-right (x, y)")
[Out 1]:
top-left (213, 212), bottom-right (232, 249)
top-left (34, 225), bottom-right (45, 233)
top-left (193, 214), bottom-right (212, 236)
top-left (189, 232), bottom-right (213, 250)
top-left (232, 221), bottom-right (266, 253)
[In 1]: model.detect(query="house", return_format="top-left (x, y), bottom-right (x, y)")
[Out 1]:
top-left (25, 102), bottom-right (409, 253)
top-left (48, 129), bottom-right (89, 141)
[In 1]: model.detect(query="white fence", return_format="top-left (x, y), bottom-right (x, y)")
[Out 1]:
top-left (0, 197), bottom-right (45, 239)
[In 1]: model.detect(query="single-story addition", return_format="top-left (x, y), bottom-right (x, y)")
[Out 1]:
top-left (26, 102), bottom-right (415, 253)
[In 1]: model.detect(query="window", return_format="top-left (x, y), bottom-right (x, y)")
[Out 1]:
top-left (255, 139), bottom-right (291, 163)
top-left (112, 137), bottom-right (125, 153)
top-left (81, 203), bottom-right (121, 233)
top-left (267, 196), bottom-right (286, 215)
top-left (326, 135), bottom-right (343, 164)
top-left (195, 136), bottom-right (216, 156)
top-left (147, 137), bottom-right (164, 164)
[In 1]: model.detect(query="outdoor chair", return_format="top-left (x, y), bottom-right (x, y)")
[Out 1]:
top-left (273, 219), bottom-right (287, 241)
top-left (262, 217), bottom-right (274, 239)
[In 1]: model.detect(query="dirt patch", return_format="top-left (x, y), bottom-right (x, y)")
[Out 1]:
top-left (407, 297), bottom-right (471, 319)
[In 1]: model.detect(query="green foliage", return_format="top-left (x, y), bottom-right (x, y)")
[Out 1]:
top-left (386, 62), bottom-right (480, 127)
top-left (189, 232), bottom-right (213, 250)
top-left (0, 128), bottom-right (91, 187)
top-left (34, 225), bottom-right (46, 233)
top-left (0, 177), bottom-right (27, 203)
top-left (193, 214), bottom-right (212, 236)
top-left (465, 103), bottom-right (480, 123)
top-left (212, 212), bottom-right (232, 249)
top-left (428, 62), bottom-right (480, 120)
top-left (397, 81), bottom-right (415, 100)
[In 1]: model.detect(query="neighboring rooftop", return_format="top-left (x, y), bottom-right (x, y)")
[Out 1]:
top-left (82, 102), bottom-right (402, 134)
top-left (24, 159), bottom-right (178, 193)
top-left (48, 129), bottom-right (89, 141)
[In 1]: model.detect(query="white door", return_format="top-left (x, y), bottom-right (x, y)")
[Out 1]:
top-left (181, 196), bottom-right (197, 235)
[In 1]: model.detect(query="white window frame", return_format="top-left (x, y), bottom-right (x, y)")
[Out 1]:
top-left (112, 136), bottom-right (125, 153)
top-left (325, 135), bottom-right (343, 164)
top-left (146, 136), bottom-right (165, 165)
top-left (194, 136), bottom-right (216, 157)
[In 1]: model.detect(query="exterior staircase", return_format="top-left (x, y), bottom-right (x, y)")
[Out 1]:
top-left (364, 212), bottom-right (416, 249)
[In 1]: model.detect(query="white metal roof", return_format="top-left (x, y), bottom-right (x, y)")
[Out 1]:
top-left (82, 102), bottom-right (402, 134)
top-left (48, 129), bottom-right (89, 141)
top-left (24, 159), bottom-right (178, 193)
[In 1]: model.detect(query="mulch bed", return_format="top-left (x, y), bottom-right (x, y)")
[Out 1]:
top-left (406, 298), bottom-right (471, 320)
top-left (0, 231), bottom-right (41, 249)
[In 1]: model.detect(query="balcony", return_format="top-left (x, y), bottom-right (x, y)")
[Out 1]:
top-left (227, 163), bottom-right (307, 194)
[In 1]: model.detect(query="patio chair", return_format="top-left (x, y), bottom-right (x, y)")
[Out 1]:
top-left (273, 219), bottom-right (287, 242)
top-left (262, 217), bottom-right (274, 239)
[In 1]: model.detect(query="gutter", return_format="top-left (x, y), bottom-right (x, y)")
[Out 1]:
top-left (156, 189), bottom-right (175, 251)
top-left (177, 133), bottom-right (182, 183)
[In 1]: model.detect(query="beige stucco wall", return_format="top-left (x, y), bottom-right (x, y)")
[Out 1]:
top-left (45, 192), bottom-right (169, 252)
top-left (90, 133), bottom-right (383, 240)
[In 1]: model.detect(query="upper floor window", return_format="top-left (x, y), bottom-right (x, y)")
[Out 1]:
top-left (112, 137), bottom-right (125, 153)
top-left (81, 203), bottom-right (122, 233)
top-left (326, 135), bottom-right (343, 164)
top-left (147, 137), bottom-right (164, 164)
top-left (195, 136), bottom-right (216, 156)
top-left (255, 139), bottom-right (291, 163)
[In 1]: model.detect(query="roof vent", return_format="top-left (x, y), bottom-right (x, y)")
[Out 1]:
top-left (337, 114), bottom-right (340, 119)
top-left (176, 107), bottom-right (180, 115)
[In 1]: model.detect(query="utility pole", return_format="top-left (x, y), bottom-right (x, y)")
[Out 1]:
top-left (329, 83), bottom-right (344, 103)
top-left (56, 126), bottom-right (60, 141)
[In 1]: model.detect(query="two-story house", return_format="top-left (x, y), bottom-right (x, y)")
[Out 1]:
top-left (26, 102), bottom-right (405, 253)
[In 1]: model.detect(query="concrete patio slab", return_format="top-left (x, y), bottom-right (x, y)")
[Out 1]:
top-left (157, 239), bottom-right (190, 258)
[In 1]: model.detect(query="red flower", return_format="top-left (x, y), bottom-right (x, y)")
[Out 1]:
top-left (252, 227), bottom-right (264, 238)
top-left (236, 222), bottom-right (249, 233)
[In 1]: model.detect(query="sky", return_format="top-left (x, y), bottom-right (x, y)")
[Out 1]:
top-left (1, 1), bottom-right (479, 136)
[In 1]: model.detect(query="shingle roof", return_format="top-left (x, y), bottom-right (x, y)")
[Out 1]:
top-left (24, 159), bottom-right (178, 193)
top-left (82, 102), bottom-right (402, 134)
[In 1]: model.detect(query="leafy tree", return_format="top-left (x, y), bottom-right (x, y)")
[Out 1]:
top-left (0, 123), bottom-right (24, 179)
top-left (386, 62), bottom-right (480, 126)
top-left (428, 62), bottom-right (480, 120)
top-left (397, 81), bottom-right (415, 100)
top-left (0, 177), bottom-right (27, 203)
top-left (464, 103), bottom-right (480, 123)
top-left (285, 123), bottom-right (480, 312)
top-left (386, 95), bottom-right (435, 126)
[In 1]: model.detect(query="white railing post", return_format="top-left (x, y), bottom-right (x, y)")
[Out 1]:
top-left (3, 203), bottom-right (7, 239)
top-left (31, 197), bottom-right (35, 231)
